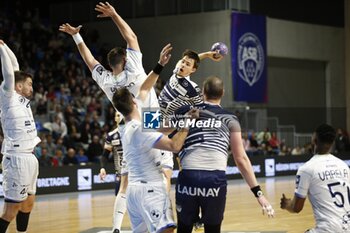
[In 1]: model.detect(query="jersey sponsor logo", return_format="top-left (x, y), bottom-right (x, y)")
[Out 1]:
top-left (18, 96), bottom-right (25, 103)
top-left (150, 209), bottom-right (161, 221)
top-left (295, 175), bottom-right (300, 188)
top-left (110, 82), bottom-right (135, 94)
top-left (25, 120), bottom-right (31, 126)
top-left (237, 32), bottom-right (264, 86)
top-left (96, 66), bottom-right (104, 75)
top-left (177, 185), bottom-right (220, 197)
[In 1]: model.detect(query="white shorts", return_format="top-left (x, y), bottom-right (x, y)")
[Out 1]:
top-left (2, 152), bottom-right (39, 202)
top-left (127, 182), bottom-right (176, 233)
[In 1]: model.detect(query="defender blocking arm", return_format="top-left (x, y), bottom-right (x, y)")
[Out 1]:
top-left (0, 41), bottom-right (15, 91)
top-left (59, 23), bottom-right (99, 72)
top-left (138, 43), bottom-right (172, 101)
top-left (4, 44), bottom-right (19, 71)
top-left (95, 2), bottom-right (140, 51)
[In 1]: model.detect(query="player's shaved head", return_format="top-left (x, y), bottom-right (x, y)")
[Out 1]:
top-left (314, 124), bottom-right (336, 154)
top-left (203, 76), bottom-right (224, 100)
top-left (113, 87), bottom-right (134, 116)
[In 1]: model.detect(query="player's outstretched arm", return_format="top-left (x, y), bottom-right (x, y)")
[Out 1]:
top-left (59, 23), bottom-right (99, 72)
top-left (230, 131), bottom-right (275, 217)
top-left (154, 109), bottom-right (199, 152)
top-left (138, 43), bottom-right (172, 101)
top-left (95, 2), bottom-right (139, 51)
top-left (0, 40), bottom-right (15, 91)
top-left (3, 44), bottom-right (19, 71)
top-left (198, 51), bottom-right (223, 62)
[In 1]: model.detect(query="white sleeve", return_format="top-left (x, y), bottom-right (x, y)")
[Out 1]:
top-left (4, 44), bottom-right (19, 71)
top-left (91, 64), bottom-right (114, 100)
top-left (134, 127), bottom-right (163, 152)
top-left (295, 167), bottom-right (311, 198)
top-left (125, 49), bottom-right (145, 76)
top-left (0, 46), bottom-right (15, 92)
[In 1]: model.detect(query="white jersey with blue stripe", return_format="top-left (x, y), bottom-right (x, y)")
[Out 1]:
top-left (120, 119), bottom-right (164, 183)
top-left (176, 103), bottom-right (240, 171)
top-left (92, 48), bottom-right (158, 110)
top-left (0, 82), bottom-right (41, 153)
top-left (158, 74), bottom-right (203, 120)
top-left (295, 154), bottom-right (350, 232)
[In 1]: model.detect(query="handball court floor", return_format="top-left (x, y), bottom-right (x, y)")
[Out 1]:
top-left (0, 176), bottom-right (314, 233)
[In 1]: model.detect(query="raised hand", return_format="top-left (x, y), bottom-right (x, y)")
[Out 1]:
top-left (158, 43), bottom-right (172, 66)
top-left (95, 1), bottom-right (117, 18)
top-left (58, 23), bottom-right (82, 36)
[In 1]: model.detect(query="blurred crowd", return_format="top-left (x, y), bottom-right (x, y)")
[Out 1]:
top-left (242, 128), bottom-right (350, 157)
top-left (0, 5), bottom-right (349, 168)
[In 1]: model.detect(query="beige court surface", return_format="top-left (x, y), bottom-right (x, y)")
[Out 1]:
top-left (0, 176), bottom-right (315, 233)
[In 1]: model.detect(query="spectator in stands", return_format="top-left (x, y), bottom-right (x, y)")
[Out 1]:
top-left (291, 146), bottom-right (302, 155)
top-left (38, 148), bottom-right (52, 167)
top-left (268, 132), bottom-right (280, 155)
top-left (42, 134), bottom-right (56, 156)
top-left (335, 128), bottom-right (349, 154)
top-left (55, 137), bottom-right (67, 156)
top-left (52, 149), bottom-right (64, 167)
top-left (87, 135), bottom-right (103, 163)
top-left (76, 147), bottom-right (89, 165)
top-left (51, 114), bottom-right (68, 140)
top-left (248, 132), bottom-right (259, 155)
top-left (79, 114), bottom-right (91, 145)
top-left (63, 148), bottom-right (78, 166)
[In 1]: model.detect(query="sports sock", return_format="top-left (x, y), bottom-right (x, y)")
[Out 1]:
top-left (16, 211), bottom-right (30, 232)
top-left (0, 218), bottom-right (10, 233)
top-left (113, 193), bottom-right (127, 231)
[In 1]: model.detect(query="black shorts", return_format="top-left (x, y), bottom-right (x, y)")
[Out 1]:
top-left (175, 169), bottom-right (227, 225)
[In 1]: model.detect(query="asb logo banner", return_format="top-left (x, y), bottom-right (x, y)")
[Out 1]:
top-left (231, 12), bottom-right (267, 103)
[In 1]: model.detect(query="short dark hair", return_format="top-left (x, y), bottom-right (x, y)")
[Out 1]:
top-left (112, 88), bottom-right (134, 116)
top-left (182, 49), bottom-right (200, 69)
top-left (107, 47), bottom-right (126, 68)
top-left (15, 71), bottom-right (32, 84)
top-left (203, 76), bottom-right (224, 100)
top-left (315, 124), bottom-right (336, 144)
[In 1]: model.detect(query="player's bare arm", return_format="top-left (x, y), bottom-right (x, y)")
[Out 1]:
top-left (59, 23), bottom-right (99, 72)
top-left (154, 109), bottom-right (199, 152)
top-left (95, 2), bottom-right (140, 51)
top-left (138, 43), bottom-right (172, 101)
top-left (230, 131), bottom-right (275, 217)
top-left (280, 193), bottom-right (306, 213)
top-left (198, 50), bottom-right (223, 61)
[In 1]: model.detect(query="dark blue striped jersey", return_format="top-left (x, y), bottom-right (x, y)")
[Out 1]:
top-left (104, 128), bottom-right (123, 174)
top-left (158, 74), bottom-right (203, 120)
top-left (175, 103), bottom-right (240, 171)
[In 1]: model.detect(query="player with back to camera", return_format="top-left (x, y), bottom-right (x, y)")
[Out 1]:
top-left (112, 85), bottom-right (199, 233)
top-left (281, 124), bottom-right (350, 233)
top-left (172, 76), bottom-right (274, 233)
top-left (0, 40), bottom-right (41, 233)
